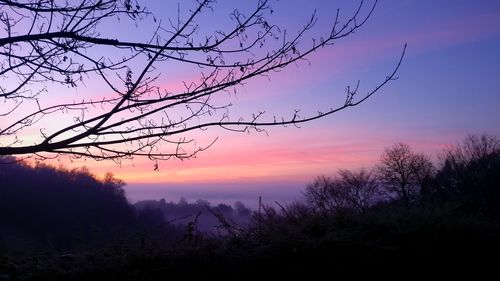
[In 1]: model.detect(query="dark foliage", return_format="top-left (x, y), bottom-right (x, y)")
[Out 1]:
top-left (426, 134), bottom-right (500, 215)
top-left (0, 157), bottom-right (183, 252)
top-left (1, 134), bottom-right (499, 279)
top-left (304, 169), bottom-right (379, 215)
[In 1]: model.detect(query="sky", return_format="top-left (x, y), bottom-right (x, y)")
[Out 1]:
top-left (3, 0), bottom-right (500, 207)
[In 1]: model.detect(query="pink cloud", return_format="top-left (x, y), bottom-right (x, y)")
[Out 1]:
top-left (96, 128), bottom-right (384, 184)
top-left (24, 6), bottom-right (499, 187)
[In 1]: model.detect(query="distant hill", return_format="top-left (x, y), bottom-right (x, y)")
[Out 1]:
top-left (0, 157), bottom-right (139, 251)
top-left (0, 156), bottom-right (253, 252)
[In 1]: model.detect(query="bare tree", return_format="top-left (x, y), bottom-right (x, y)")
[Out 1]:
top-left (377, 143), bottom-right (434, 205)
top-left (304, 175), bottom-right (341, 214)
top-left (304, 169), bottom-right (379, 214)
top-left (0, 0), bottom-right (405, 163)
top-left (440, 134), bottom-right (500, 168)
top-left (434, 134), bottom-right (500, 201)
top-left (337, 169), bottom-right (379, 213)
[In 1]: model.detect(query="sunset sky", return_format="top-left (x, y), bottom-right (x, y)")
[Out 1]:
top-left (5, 0), bottom-right (500, 207)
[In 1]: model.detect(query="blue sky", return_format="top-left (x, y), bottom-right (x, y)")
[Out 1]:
top-left (115, 0), bottom-right (500, 207)
top-left (4, 0), bottom-right (499, 207)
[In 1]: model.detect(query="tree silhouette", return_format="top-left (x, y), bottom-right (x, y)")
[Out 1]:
top-left (432, 134), bottom-right (500, 209)
top-left (304, 168), bottom-right (379, 214)
top-left (0, 0), bottom-right (405, 163)
top-left (377, 143), bottom-right (434, 205)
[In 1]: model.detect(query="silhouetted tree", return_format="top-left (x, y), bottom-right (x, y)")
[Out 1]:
top-left (234, 201), bottom-right (251, 217)
top-left (431, 134), bottom-right (500, 212)
top-left (304, 168), bottom-right (379, 214)
top-left (304, 175), bottom-right (339, 214)
top-left (215, 203), bottom-right (233, 215)
top-left (103, 171), bottom-right (126, 197)
top-left (178, 197), bottom-right (189, 206)
top-left (0, 0), bottom-right (405, 163)
top-left (195, 199), bottom-right (211, 207)
top-left (377, 143), bottom-right (434, 205)
top-left (337, 169), bottom-right (379, 213)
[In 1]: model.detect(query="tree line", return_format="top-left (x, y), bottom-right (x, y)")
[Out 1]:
top-left (0, 156), bottom-right (254, 252)
top-left (303, 134), bottom-right (500, 215)
top-left (0, 158), bottom-right (173, 251)
top-left (0, 133), bottom-right (499, 279)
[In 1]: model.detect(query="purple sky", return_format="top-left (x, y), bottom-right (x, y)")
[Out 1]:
top-left (118, 0), bottom-right (500, 207)
top-left (8, 0), bottom-right (500, 207)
